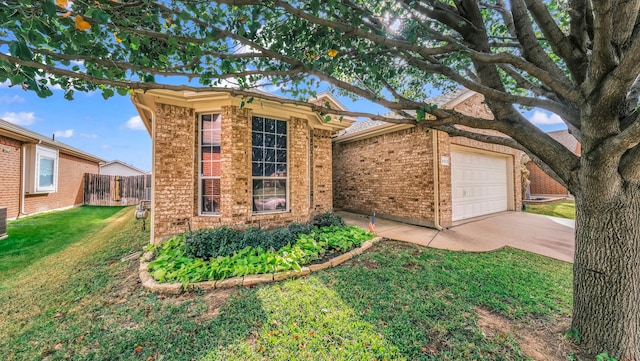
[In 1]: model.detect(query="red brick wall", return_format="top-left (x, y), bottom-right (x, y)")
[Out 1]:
top-left (1, 135), bottom-right (99, 218)
top-left (526, 162), bottom-right (568, 196)
top-left (24, 152), bottom-right (99, 215)
top-left (0, 135), bottom-right (21, 219)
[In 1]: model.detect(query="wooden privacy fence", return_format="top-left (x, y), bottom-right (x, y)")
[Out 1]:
top-left (84, 173), bottom-right (151, 206)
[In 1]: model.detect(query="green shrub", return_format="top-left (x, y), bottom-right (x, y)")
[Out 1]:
top-left (184, 226), bottom-right (239, 260)
top-left (149, 225), bottom-right (373, 284)
top-left (288, 222), bottom-right (315, 237)
top-left (312, 211), bottom-right (345, 228)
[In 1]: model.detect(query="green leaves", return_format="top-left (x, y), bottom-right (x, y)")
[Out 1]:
top-left (148, 225), bottom-right (373, 285)
top-left (9, 40), bottom-right (33, 60)
top-left (415, 103), bottom-right (437, 122)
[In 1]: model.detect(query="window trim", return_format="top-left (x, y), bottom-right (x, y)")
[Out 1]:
top-left (25, 144), bottom-right (59, 194)
top-left (198, 113), bottom-right (222, 216)
top-left (251, 115), bottom-right (290, 214)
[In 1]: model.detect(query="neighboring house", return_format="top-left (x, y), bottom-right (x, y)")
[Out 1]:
top-left (0, 119), bottom-right (106, 219)
top-left (131, 90), bottom-right (352, 243)
top-left (100, 160), bottom-right (149, 176)
top-left (525, 130), bottom-right (580, 197)
top-left (332, 89), bottom-right (523, 228)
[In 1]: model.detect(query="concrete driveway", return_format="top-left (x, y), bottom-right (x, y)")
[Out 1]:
top-left (338, 211), bottom-right (575, 263)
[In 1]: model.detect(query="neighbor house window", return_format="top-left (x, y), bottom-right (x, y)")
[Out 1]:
top-left (252, 116), bottom-right (287, 212)
top-left (199, 113), bottom-right (221, 215)
top-left (25, 144), bottom-right (59, 194)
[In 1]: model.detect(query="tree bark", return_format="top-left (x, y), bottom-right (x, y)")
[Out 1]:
top-left (572, 175), bottom-right (640, 360)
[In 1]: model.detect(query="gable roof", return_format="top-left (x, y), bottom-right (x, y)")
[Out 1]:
top-left (334, 88), bottom-right (475, 143)
top-left (0, 119), bottom-right (106, 163)
top-left (100, 160), bottom-right (149, 174)
top-left (547, 130), bottom-right (579, 154)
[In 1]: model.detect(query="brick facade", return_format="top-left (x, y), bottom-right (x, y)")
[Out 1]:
top-left (333, 126), bottom-right (437, 226)
top-left (149, 99), bottom-right (339, 243)
top-left (0, 135), bottom-right (21, 219)
top-left (526, 162), bottom-right (568, 196)
top-left (0, 134), bottom-right (100, 219)
top-left (333, 93), bottom-right (522, 227)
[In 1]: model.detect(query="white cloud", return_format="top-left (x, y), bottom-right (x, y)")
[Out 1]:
top-left (0, 94), bottom-right (25, 104)
top-left (0, 80), bottom-right (11, 88)
top-left (529, 110), bottom-right (564, 125)
top-left (79, 133), bottom-right (98, 139)
top-left (1, 111), bottom-right (36, 126)
top-left (123, 115), bottom-right (146, 130)
top-left (53, 129), bottom-right (74, 138)
top-left (101, 144), bottom-right (111, 149)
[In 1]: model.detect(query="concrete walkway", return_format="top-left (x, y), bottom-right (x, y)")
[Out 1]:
top-left (338, 211), bottom-right (575, 263)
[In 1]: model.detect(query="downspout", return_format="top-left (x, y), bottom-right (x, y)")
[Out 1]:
top-left (131, 96), bottom-right (156, 244)
top-left (18, 143), bottom-right (27, 218)
top-left (431, 130), bottom-right (443, 230)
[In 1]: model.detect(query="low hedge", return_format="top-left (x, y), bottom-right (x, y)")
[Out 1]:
top-left (183, 212), bottom-right (341, 260)
top-left (147, 225), bottom-right (373, 286)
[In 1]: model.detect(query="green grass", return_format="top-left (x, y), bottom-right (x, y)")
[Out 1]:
top-left (0, 206), bottom-right (125, 283)
top-left (0, 207), bottom-right (574, 360)
top-left (525, 200), bottom-right (576, 219)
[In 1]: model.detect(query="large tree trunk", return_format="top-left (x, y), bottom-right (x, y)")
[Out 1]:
top-left (572, 179), bottom-right (640, 360)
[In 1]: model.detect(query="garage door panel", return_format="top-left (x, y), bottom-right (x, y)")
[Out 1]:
top-left (451, 150), bottom-right (509, 221)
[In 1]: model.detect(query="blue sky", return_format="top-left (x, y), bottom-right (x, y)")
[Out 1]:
top-left (0, 81), bottom-right (567, 173)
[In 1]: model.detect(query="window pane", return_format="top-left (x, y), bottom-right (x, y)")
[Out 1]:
top-left (39, 157), bottom-right (54, 187)
top-left (277, 149), bottom-right (286, 163)
top-left (265, 148), bottom-right (275, 163)
top-left (201, 178), bottom-right (221, 214)
top-left (253, 179), bottom-right (287, 212)
top-left (276, 135), bottom-right (287, 149)
top-left (265, 134), bottom-right (275, 148)
top-left (252, 146), bottom-right (263, 162)
top-left (266, 119), bottom-right (276, 133)
top-left (252, 162), bottom-right (263, 177)
top-left (252, 132), bottom-right (263, 147)
top-left (201, 148), bottom-right (221, 176)
top-left (252, 117), bottom-right (263, 132)
top-left (265, 163), bottom-right (275, 176)
top-left (277, 120), bottom-right (286, 134)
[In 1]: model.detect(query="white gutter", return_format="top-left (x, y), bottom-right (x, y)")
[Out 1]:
top-left (131, 96), bottom-right (157, 244)
top-left (432, 130), bottom-right (443, 230)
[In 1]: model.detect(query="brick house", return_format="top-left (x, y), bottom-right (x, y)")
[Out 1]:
top-left (333, 89), bottom-right (523, 228)
top-left (525, 130), bottom-right (579, 197)
top-left (131, 90), bottom-right (352, 243)
top-left (0, 119), bottom-right (105, 220)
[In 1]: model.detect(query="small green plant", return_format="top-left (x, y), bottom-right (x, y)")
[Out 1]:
top-left (595, 353), bottom-right (618, 361)
top-left (564, 327), bottom-right (580, 343)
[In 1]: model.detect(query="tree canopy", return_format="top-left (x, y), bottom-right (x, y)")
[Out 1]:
top-left (3, 1), bottom-right (640, 358)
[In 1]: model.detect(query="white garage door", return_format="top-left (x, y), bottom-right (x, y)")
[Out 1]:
top-left (451, 149), bottom-right (509, 221)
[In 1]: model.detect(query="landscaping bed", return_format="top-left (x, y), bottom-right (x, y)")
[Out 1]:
top-left (144, 212), bottom-right (374, 288)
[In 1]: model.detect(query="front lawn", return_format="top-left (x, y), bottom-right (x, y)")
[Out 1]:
top-left (0, 206), bottom-right (125, 284)
top-left (525, 200), bottom-right (576, 219)
top-left (0, 207), bottom-right (575, 360)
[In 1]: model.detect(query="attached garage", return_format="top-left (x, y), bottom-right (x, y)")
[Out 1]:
top-left (332, 88), bottom-right (523, 228)
top-left (451, 146), bottom-right (511, 221)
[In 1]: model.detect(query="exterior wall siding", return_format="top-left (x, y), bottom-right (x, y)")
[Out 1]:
top-left (152, 104), bottom-right (333, 243)
top-left (0, 135), bottom-right (22, 219)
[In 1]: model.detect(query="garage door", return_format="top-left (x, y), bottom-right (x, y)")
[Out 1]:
top-left (451, 149), bottom-right (509, 221)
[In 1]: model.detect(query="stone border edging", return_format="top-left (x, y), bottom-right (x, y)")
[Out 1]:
top-left (139, 236), bottom-right (383, 294)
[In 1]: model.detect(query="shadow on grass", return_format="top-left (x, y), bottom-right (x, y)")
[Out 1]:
top-left (313, 241), bottom-right (573, 360)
